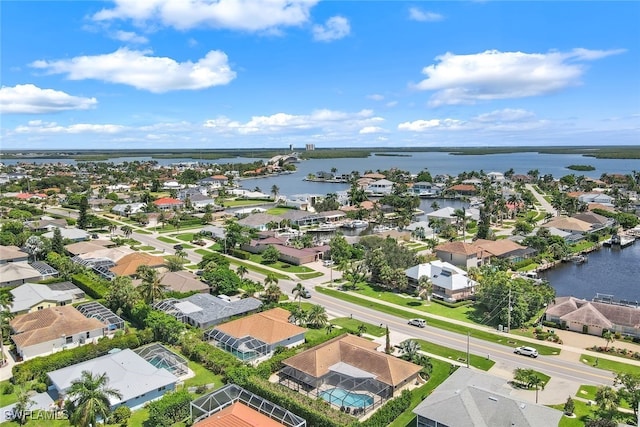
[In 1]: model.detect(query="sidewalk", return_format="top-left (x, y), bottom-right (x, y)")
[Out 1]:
top-left (340, 290), bottom-right (640, 367)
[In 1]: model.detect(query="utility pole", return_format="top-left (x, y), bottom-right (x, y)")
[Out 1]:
top-left (466, 331), bottom-right (470, 368)
top-left (507, 288), bottom-right (512, 333)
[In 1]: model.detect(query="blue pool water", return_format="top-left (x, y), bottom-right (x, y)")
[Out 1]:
top-left (319, 388), bottom-right (374, 408)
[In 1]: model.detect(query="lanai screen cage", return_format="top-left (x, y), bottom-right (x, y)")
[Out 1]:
top-left (279, 363), bottom-right (390, 414)
top-left (76, 302), bottom-right (124, 331)
top-left (191, 383), bottom-right (306, 427)
top-left (30, 261), bottom-right (58, 278)
top-left (134, 343), bottom-right (188, 377)
top-left (205, 329), bottom-right (269, 362)
top-left (152, 298), bottom-right (187, 323)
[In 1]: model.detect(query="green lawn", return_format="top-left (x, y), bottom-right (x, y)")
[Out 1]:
top-left (330, 317), bottom-right (386, 337)
top-left (295, 272), bottom-right (324, 280)
top-left (577, 384), bottom-right (631, 409)
top-left (195, 249), bottom-right (213, 256)
top-left (414, 339), bottom-right (495, 371)
top-left (317, 287), bottom-right (560, 355)
top-left (389, 359), bottom-right (453, 427)
top-left (247, 254), bottom-right (314, 273)
top-left (221, 199), bottom-right (271, 207)
top-left (181, 361), bottom-right (223, 390)
top-left (266, 207), bottom-right (295, 215)
top-left (227, 259), bottom-right (289, 280)
top-left (569, 241), bottom-right (596, 253)
top-left (137, 245), bottom-right (156, 251)
top-left (135, 229), bottom-right (153, 235)
top-left (580, 354), bottom-right (640, 375)
top-left (157, 236), bottom-right (180, 244)
top-left (174, 233), bottom-right (196, 242)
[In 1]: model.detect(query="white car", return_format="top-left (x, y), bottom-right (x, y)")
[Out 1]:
top-left (323, 259), bottom-right (335, 267)
top-left (514, 346), bottom-right (539, 358)
top-left (408, 318), bottom-right (426, 328)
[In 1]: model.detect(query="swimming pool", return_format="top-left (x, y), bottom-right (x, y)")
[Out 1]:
top-left (319, 388), bottom-right (374, 408)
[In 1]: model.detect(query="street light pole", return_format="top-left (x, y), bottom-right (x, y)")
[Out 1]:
top-left (466, 331), bottom-right (470, 368)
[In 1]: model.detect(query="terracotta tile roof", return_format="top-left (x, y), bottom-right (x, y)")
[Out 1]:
top-left (542, 216), bottom-right (593, 232)
top-left (110, 253), bottom-right (165, 276)
top-left (587, 203), bottom-right (615, 212)
top-left (194, 402), bottom-right (285, 427)
top-left (10, 306), bottom-right (104, 348)
top-left (448, 184), bottom-right (476, 192)
top-left (214, 308), bottom-right (306, 345)
top-left (153, 197), bottom-right (183, 206)
top-left (435, 241), bottom-right (479, 256)
top-left (282, 334), bottom-right (421, 387)
top-left (473, 239), bottom-right (525, 257)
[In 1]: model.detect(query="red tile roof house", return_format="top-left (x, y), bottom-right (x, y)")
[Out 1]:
top-left (447, 184), bottom-right (477, 196)
top-left (241, 238), bottom-right (329, 265)
top-left (153, 197), bottom-right (184, 210)
top-left (434, 241), bottom-right (489, 270)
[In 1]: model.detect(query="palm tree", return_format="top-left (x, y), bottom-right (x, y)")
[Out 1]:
top-left (325, 323), bottom-right (335, 335)
top-left (453, 207), bottom-right (467, 240)
top-left (602, 330), bottom-right (615, 351)
top-left (292, 283), bottom-right (306, 309)
top-left (594, 385), bottom-right (620, 421)
top-left (430, 201), bottom-right (440, 211)
top-left (399, 339), bottom-right (421, 362)
top-left (136, 267), bottom-right (167, 304)
top-left (12, 387), bottom-right (34, 425)
top-left (236, 265), bottom-right (248, 280)
top-left (67, 371), bottom-right (122, 427)
top-left (263, 283), bottom-right (282, 304)
top-left (120, 225), bottom-right (133, 238)
top-left (271, 185), bottom-right (280, 200)
top-left (417, 276), bottom-right (433, 302)
top-left (264, 272), bottom-right (279, 287)
top-left (357, 323), bottom-right (367, 337)
top-left (306, 305), bottom-right (328, 329)
top-left (0, 289), bottom-right (14, 364)
top-left (529, 374), bottom-right (545, 403)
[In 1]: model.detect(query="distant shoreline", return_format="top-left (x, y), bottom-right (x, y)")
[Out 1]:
top-left (1, 145), bottom-right (639, 160)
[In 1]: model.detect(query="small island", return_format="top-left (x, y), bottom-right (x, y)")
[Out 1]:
top-left (566, 164), bottom-right (596, 171)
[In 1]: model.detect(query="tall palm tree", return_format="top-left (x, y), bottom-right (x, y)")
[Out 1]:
top-left (263, 283), bottom-right (282, 304)
top-left (417, 276), bottom-right (433, 302)
top-left (306, 305), bottom-right (328, 329)
top-left (120, 225), bottom-right (133, 238)
top-left (136, 267), bottom-right (167, 304)
top-left (236, 265), bottom-right (248, 280)
top-left (292, 283), bottom-right (306, 309)
top-left (271, 185), bottom-right (280, 200)
top-left (0, 289), bottom-right (14, 364)
top-left (67, 371), bottom-right (122, 427)
top-left (264, 272), bottom-right (279, 287)
top-left (452, 207), bottom-right (467, 240)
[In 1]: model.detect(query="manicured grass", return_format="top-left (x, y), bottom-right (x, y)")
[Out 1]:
top-left (138, 245), bottom-right (156, 251)
top-left (266, 207), bottom-right (295, 215)
top-left (135, 229), bottom-right (153, 235)
top-left (128, 407), bottom-right (150, 427)
top-left (577, 384), bottom-right (631, 409)
top-left (181, 360), bottom-right (223, 390)
top-left (228, 259), bottom-right (289, 280)
top-left (304, 326), bottom-right (345, 343)
top-left (552, 400), bottom-right (593, 427)
top-left (0, 379), bottom-right (24, 406)
top-left (195, 249), bottom-right (213, 256)
top-left (296, 272), bottom-right (324, 280)
top-left (221, 199), bottom-right (271, 207)
top-left (414, 339), bottom-right (495, 371)
top-left (570, 241), bottom-right (596, 253)
top-left (389, 359), bottom-right (453, 427)
top-left (317, 287), bottom-right (560, 355)
top-left (158, 236), bottom-right (180, 244)
top-left (517, 263), bottom-right (539, 272)
top-left (247, 254), bottom-right (314, 273)
top-left (174, 233), bottom-right (196, 242)
top-left (330, 317), bottom-right (386, 337)
top-left (580, 354), bottom-right (640, 375)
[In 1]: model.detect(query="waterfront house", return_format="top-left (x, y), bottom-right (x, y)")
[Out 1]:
top-left (578, 193), bottom-right (614, 206)
top-left (405, 260), bottom-right (478, 302)
top-left (434, 241), bottom-right (487, 269)
top-left (545, 296), bottom-right (640, 338)
top-left (413, 368), bottom-right (563, 427)
top-left (237, 212), bottom-right (281, 231)
top-left (411, 182), bottom-right (443, 198)
top-left (10, 305), bottom-right (105, 360)
top-left (486, 171), bottom-right (505, 182)
top-left (278, 334), bottom-right (422, 414)
top-left (206, 308), bottom-right (307, 362)
top-left (572, 211), bottom-right (614, 230)
top-left (447, 184), bottom-right (477, 196)
top-left (48, 348), bottom-right (178, 410)
top-left (541, 216), bottom-right (593, 237)
top-left (473, 239), bottom-right (535, 263)
top-left (365, 179), bottom-right (394, 196)
top-left (10, 282), bottom-right (85, 314)
top-left (427, 206), bottom-right (478, 226)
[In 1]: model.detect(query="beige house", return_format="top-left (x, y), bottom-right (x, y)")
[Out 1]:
top-left (434, 241), bottom-right (486, 269)
top-left (110, 252), bottom-right (165, 277)
top-left (10, 306), bottom-right (105, 360)
top-left (0, 262), bottom-right (43, 287)
top-left (0, 245), bottom-right (29, 264)
top-left (10, 282), bottom-right (85, 314)
top-left (159, 271), bottom-right (209, 294)
top-left (541, 216), bottom-right (593, 234)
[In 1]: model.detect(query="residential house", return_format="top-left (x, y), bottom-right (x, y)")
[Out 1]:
top-left (43, 227), bottom-right (89, 242)
top-left (10, 305), bottom-right (105, 360)
top-left (404, 221), bottom-right (436, 240)
top-left (427, 207), bottom-right (479, 226)
top-left (10, 282), bottom-right (85, 314)
top-left (153, 197), bottom-right (184, 210)
top-left (0, 245), bottom-right (28, 264)
top-left (473, 239), bottom-right (535, 263)
top-left (198, 175), bottom-right (228, 188)
top-left (413, 368), bottom-right (563, 427)
top-left (187, 194), bottom-right (219, 211)
top-left (110, 252), bottom-right (165, 277)
top-left (112, 202), bottom-right (147, 216)
top-left (572, 211), bottom-right (614, 230)
top-left (64, 240), bottom-right (117, 256)
top-left (578, 193), bottom-right (614, 206)
top-left (206, 308), bottom-right (307, 362)
top-left (191, 384), bottom-right (306, 427)
top-left (162, 181), bottom-right (183, 191)
top-left (545, 296), bottom-right (640, 338)
top-left (434, 242), bottom-right (486, 270)
top-left (365, 179), bottom-right (394, 196)
top-left (48, 348), bottom-right (178, 410)
top-left (541, 216), bottom-right (593, 238)
top-left (279, 334), bottom-right (422, 413)
top-left (447, 184), bottom-right (477, 196)
top-left (0, 262), bottom-right (48, 287)
top-left (158, 271), bottom-right (209, 294)
top-left (411, 182), bottom-right (442, 198)
top-left (237, 213), bottom-right (281, 231)
top-left (153, 294), bottom-right (263, 329)
top-left (25, 218), bottom-right (67, 232)
top-left (486, 171), bottom-right (505, 182)
top-left (405, 261), bottom-right (478, 302)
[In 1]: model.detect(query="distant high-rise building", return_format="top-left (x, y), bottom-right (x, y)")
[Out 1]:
top-left (289, 144), bottom-right (293, 151)
top-left (305, 144), bottom-right (315, 151)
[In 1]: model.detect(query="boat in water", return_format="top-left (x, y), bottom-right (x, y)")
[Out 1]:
top-left (342, 220), bottom-right (369, 229)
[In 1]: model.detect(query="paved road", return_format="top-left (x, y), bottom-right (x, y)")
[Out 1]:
top-left (526, 183), bottom-right (557, 219)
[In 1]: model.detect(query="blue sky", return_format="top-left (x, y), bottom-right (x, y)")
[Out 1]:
top-left (1, 1), bottom-right (638, 150)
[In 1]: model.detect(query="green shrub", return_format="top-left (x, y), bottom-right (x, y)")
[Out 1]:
top-left (230, 249), bottom-right (251, 260)
top-left (147, 390), bottom-right (191, 427)
top-left (32, 382), bottom-right (47, 393)
top-left (71, 273), bottom-right (110, 299)
top-left (361, 389), bottom-right (412, 427)
top-left (109, 405), bottom-right (131, 426)
top-left (1, 383), bottom-right (14, 395)
top-left (431, 299), bottom-right (474, 309)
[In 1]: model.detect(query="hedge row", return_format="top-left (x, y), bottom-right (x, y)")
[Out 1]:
top-left (12, 331), bottom-right (150, 383)
top-left (178, 332), bottom-right (243, 376)
top-left (147, 390), bottom-right (191, 427)
top-left (360, 389), bottom-right (412, 427)
top-left (431, 298), bottom-right (474, 309)
top-left (71, 273), bottom-right (110, 299)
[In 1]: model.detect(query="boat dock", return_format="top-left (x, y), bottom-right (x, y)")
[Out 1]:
top-left (603, 233), bottom-right (636, 248)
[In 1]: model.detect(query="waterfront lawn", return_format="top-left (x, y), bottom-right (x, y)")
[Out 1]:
top-left (317, 287), bottom-right (560, 355)
top-left (414, 339), bottom-right (495, 371)
top-left (266, 207), bottom-right (295, 215)
top-left (330, 317), bottom-right (386, 337)
top-left (389, 359), bottom-right (452, 427)
top-left (221, 199), bottom-right (271, 207)
top-left (580, 354), bottom-right (640, 375)
top-left (569, 241), bottom-right (595, 253)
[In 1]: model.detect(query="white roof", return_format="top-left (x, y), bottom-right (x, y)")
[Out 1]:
top-left (405, 261), bottom-right (477, 291)
top-left (174, 301), bottom-right (203, 314)
top-left (10, 283), bottom-right (83, 313)
top-left (43, 228), bottom-right (89, 240)
top-left (0, 262), bottom-right (41, 284)
top-left (48, 349), bottom-right (177, 406)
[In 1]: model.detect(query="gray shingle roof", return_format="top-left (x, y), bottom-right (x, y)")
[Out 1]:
top-left (180, 294), bottom-right (262, 325)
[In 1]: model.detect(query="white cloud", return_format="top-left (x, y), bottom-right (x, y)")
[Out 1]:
top-left (398, 108), bottom-right (548, 133)
top-left (112, 30), bottom-right (148, 44)
top-left (204, 109), bottom-right (381, 135)
top-left (386, 101), bottom-right (398, 108)
top-left (408, 7), bottom-right (443, 22)
top-left (367, 94), bottom-right (384, 101)
top-left (398, 119), bottom-right (463, 132)
top-left (92, 0), bottom-right (318, 32)
top-left (414, 48), bottom-right (626, 106)
top-left (15, 120), bottom-right (125, 134)
top-left (473, 108), bottom-right (536, 123)
top-left (312, 16), bottom-right (350, 42)
top-left (0, 84), bottom-right (97, 114)
top-left (30, 48), bottom-right (236, 93)
top-left (359, 126), bottom-right (386, 134)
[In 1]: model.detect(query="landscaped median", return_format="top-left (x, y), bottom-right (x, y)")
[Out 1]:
top-left (580, 354), bottom-right (640, 375)
top-left (413, 339), bottom-right (495, 371)
top-left (316, 286), bottom-right (561, 356)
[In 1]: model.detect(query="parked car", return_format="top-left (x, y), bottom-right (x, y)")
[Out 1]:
top-left (173, 244), bottom-right (183, 251)
top-left (514, 346), bottom-right (538, 358)
top-left (323, 259), bottom-right (334, 267)
top-left (301, 289), bottom-right (311, 298)
top-left (408, 318), bottom-right (426, 328)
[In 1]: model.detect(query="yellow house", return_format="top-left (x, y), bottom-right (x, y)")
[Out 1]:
top-left (10, 282), bottom-right (85, 314)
